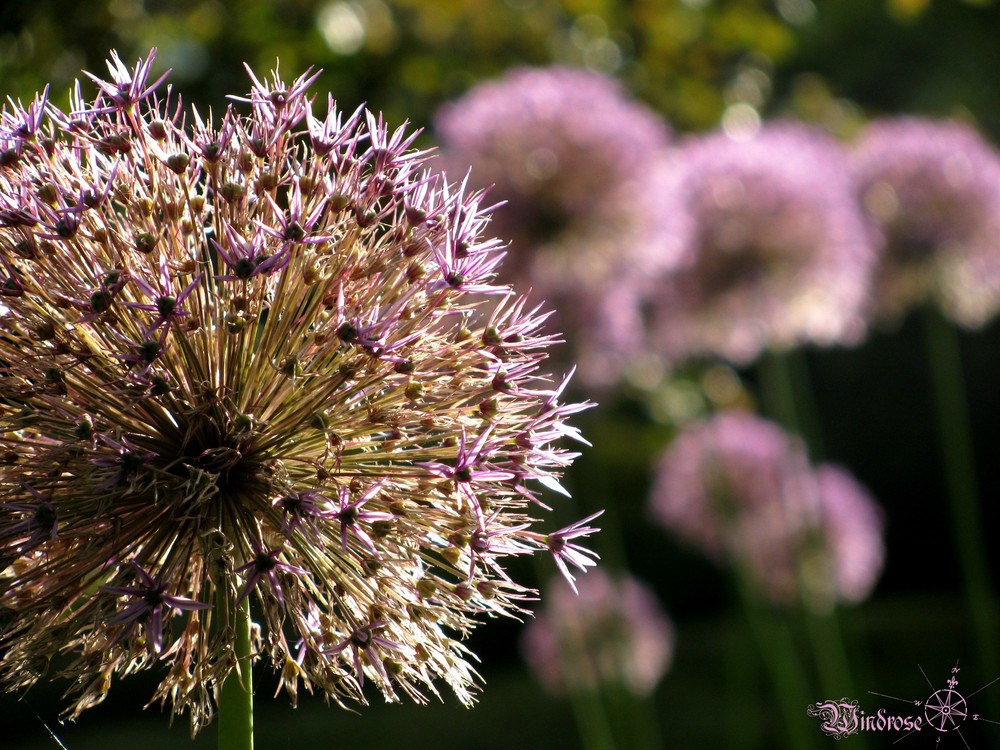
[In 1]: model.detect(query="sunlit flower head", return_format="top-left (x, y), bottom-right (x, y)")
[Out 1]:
top-left (648, 412), bottom-right (884, 609)
top-left (0, 50), bottom-right (594, 732)
top-left (435, 66), bottom-right (685, 386)
top-left (520, 569), bottom-right (674, 696)
top-left (645, 122), bottom-right (875, 365)
top-left (850, 116), bottom-right (1000, 327)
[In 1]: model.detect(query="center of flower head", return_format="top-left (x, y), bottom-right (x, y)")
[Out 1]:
top-left (143, 587), bottom-right (166, 607)
top-left (89, 289), bottom-right (113, 313)
top-left (253, 552), bottom-right (277, 574)
top-left (350, 626), bottom-right (371, 648)
top-left (470, 531), bottom-right (490, 554)
top-left (547, 533), bottom-right (565, 554)
top-left (338, 504), bottom-right (359, 525)
top-left (153, 404), bottom-right (272, 507)
top-left (277, 493), bottom-right (302, 513)
top-left (137, 339), bottom-right (161, 363)
top-left (282, 221), bottom-right (304, 241)
top-left (155, 295), bottom-right (176, 317)
top-left (32, 503), bottom-right (56, 530)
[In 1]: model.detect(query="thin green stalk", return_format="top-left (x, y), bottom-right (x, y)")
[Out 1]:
top-left (799, 608), bottom-right (867, 750)
top-left (566, 687), bottom-right (619, 750)
top-left (603, 682), bottom-right (663, 750)
top-left (922, 308), bottom-right (1000, 694)
top-left (757, 348), bottom-right (825, 459)
top-left (590, 516), bottom-right (667, 749)
top-left (218, 592), bottom-right (254, 750)
top-left (800, 608), bottom-right (852, 698)
top-left (734, 570), bottom-right (816, 750)
top-left (726, 610), bottom-right (763, 750)
top-left (758, 348), bottom-right (864, 746)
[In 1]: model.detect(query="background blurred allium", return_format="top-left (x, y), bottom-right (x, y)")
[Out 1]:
top-left (520, 569), bottom-right (674, 697)
top-left (648, 412), bottom-right (884, 608)
top-left (434, 66), bottom-right (685, 386)
top-left (850, 116), bottom-right (1000, 328)
top-left (0, 50), bottom-right (594, 732)
top-left (812, 465), bottom-right (885, 607)
top-left (644, 123), bottom-right (875, 365)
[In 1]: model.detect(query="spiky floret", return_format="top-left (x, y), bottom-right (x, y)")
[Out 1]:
top-left (0, 51), bottom-right (592, 732)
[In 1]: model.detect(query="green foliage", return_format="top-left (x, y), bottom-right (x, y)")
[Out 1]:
top-left (0, 0), bottom-right (796, 131)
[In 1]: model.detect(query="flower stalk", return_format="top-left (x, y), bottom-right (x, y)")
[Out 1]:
top-left (217, 588), bottom-right (254, 750)
top-left (922, 307), bottom-right (1000, 701)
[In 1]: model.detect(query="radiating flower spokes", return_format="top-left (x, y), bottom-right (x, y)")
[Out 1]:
top-left (184, 103), bottom-right (236, 162)
top-left (419, 425), bottom-right (517, 515)
top-left (0, 50), bottom-right (593, 731)
top-left (211, 223), bottom-right (289, 281)
top-left (228, 63), bottom-right (320, 149)
top-left (464, 508), bottom-right (533, 582)
top-left (361, 109), bottom-right (426, 172)
top-left (273, 488), bottom-right (329, 538)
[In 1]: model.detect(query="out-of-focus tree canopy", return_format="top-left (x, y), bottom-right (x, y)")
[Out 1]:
top-left (0, 0), bottom-right (795, 131)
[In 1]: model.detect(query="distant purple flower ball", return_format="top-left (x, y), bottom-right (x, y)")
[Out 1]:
top-left (850, 117), bottom-right (1000, 327)
top-left (649, 412), bottom-right (884, 608)
top-left (644, 123), bottom-right (875, 365)
top-left (814, 465), bottom-right (885, 605)
top-left (435, 66), bottom-right (685, 386)
top-left (521, 569), bottom-right (674, 696)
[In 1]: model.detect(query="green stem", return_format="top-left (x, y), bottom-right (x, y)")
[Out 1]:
top-left (922, 308), bottom-right (1000, 691)
top-left (758, 348), bottom-right (866, 746)
top-left (566, 686), bottom-right (618, 750)
top-left (757, 348), bottom-right (825, 459)
top-left (218, 593), bottom-right (254, 750)
top-left (800, 608), bottom-right (868, 749)
top-left (735, 571), bottom-right (816, 750)
top-left (800, 608), bottom-right (851, 697)
top-left (603, 682), bottom-right (663, 750)
top-left (726, 614), bottom-right (763, 750)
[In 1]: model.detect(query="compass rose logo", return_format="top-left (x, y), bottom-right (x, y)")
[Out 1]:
top-left (869, 662), bottom-right (1000, 747)
top-left (810, 661), bottom-right (1000, 746)
top-left (921, 672), bottom-right (967, 734)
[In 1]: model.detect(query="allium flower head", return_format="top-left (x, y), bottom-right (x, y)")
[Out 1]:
top-left (0, 51), bottom-right (593, 731)
top-left (435, 66), bottom-right (684, 386)
top-left (850, 117), bottom-right (1000, 327)
top-left (521, 570), bottom-right (674, 697)
top-left (648, 412), bottom-right (884, 609)
top-left (811, 465), bottom-right (885, 606)
top-left (646, 123), bottom-right (875, 365)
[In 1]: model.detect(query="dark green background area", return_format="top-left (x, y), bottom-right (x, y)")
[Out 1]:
top-left (4, 1), bottom-right (1000, 748)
